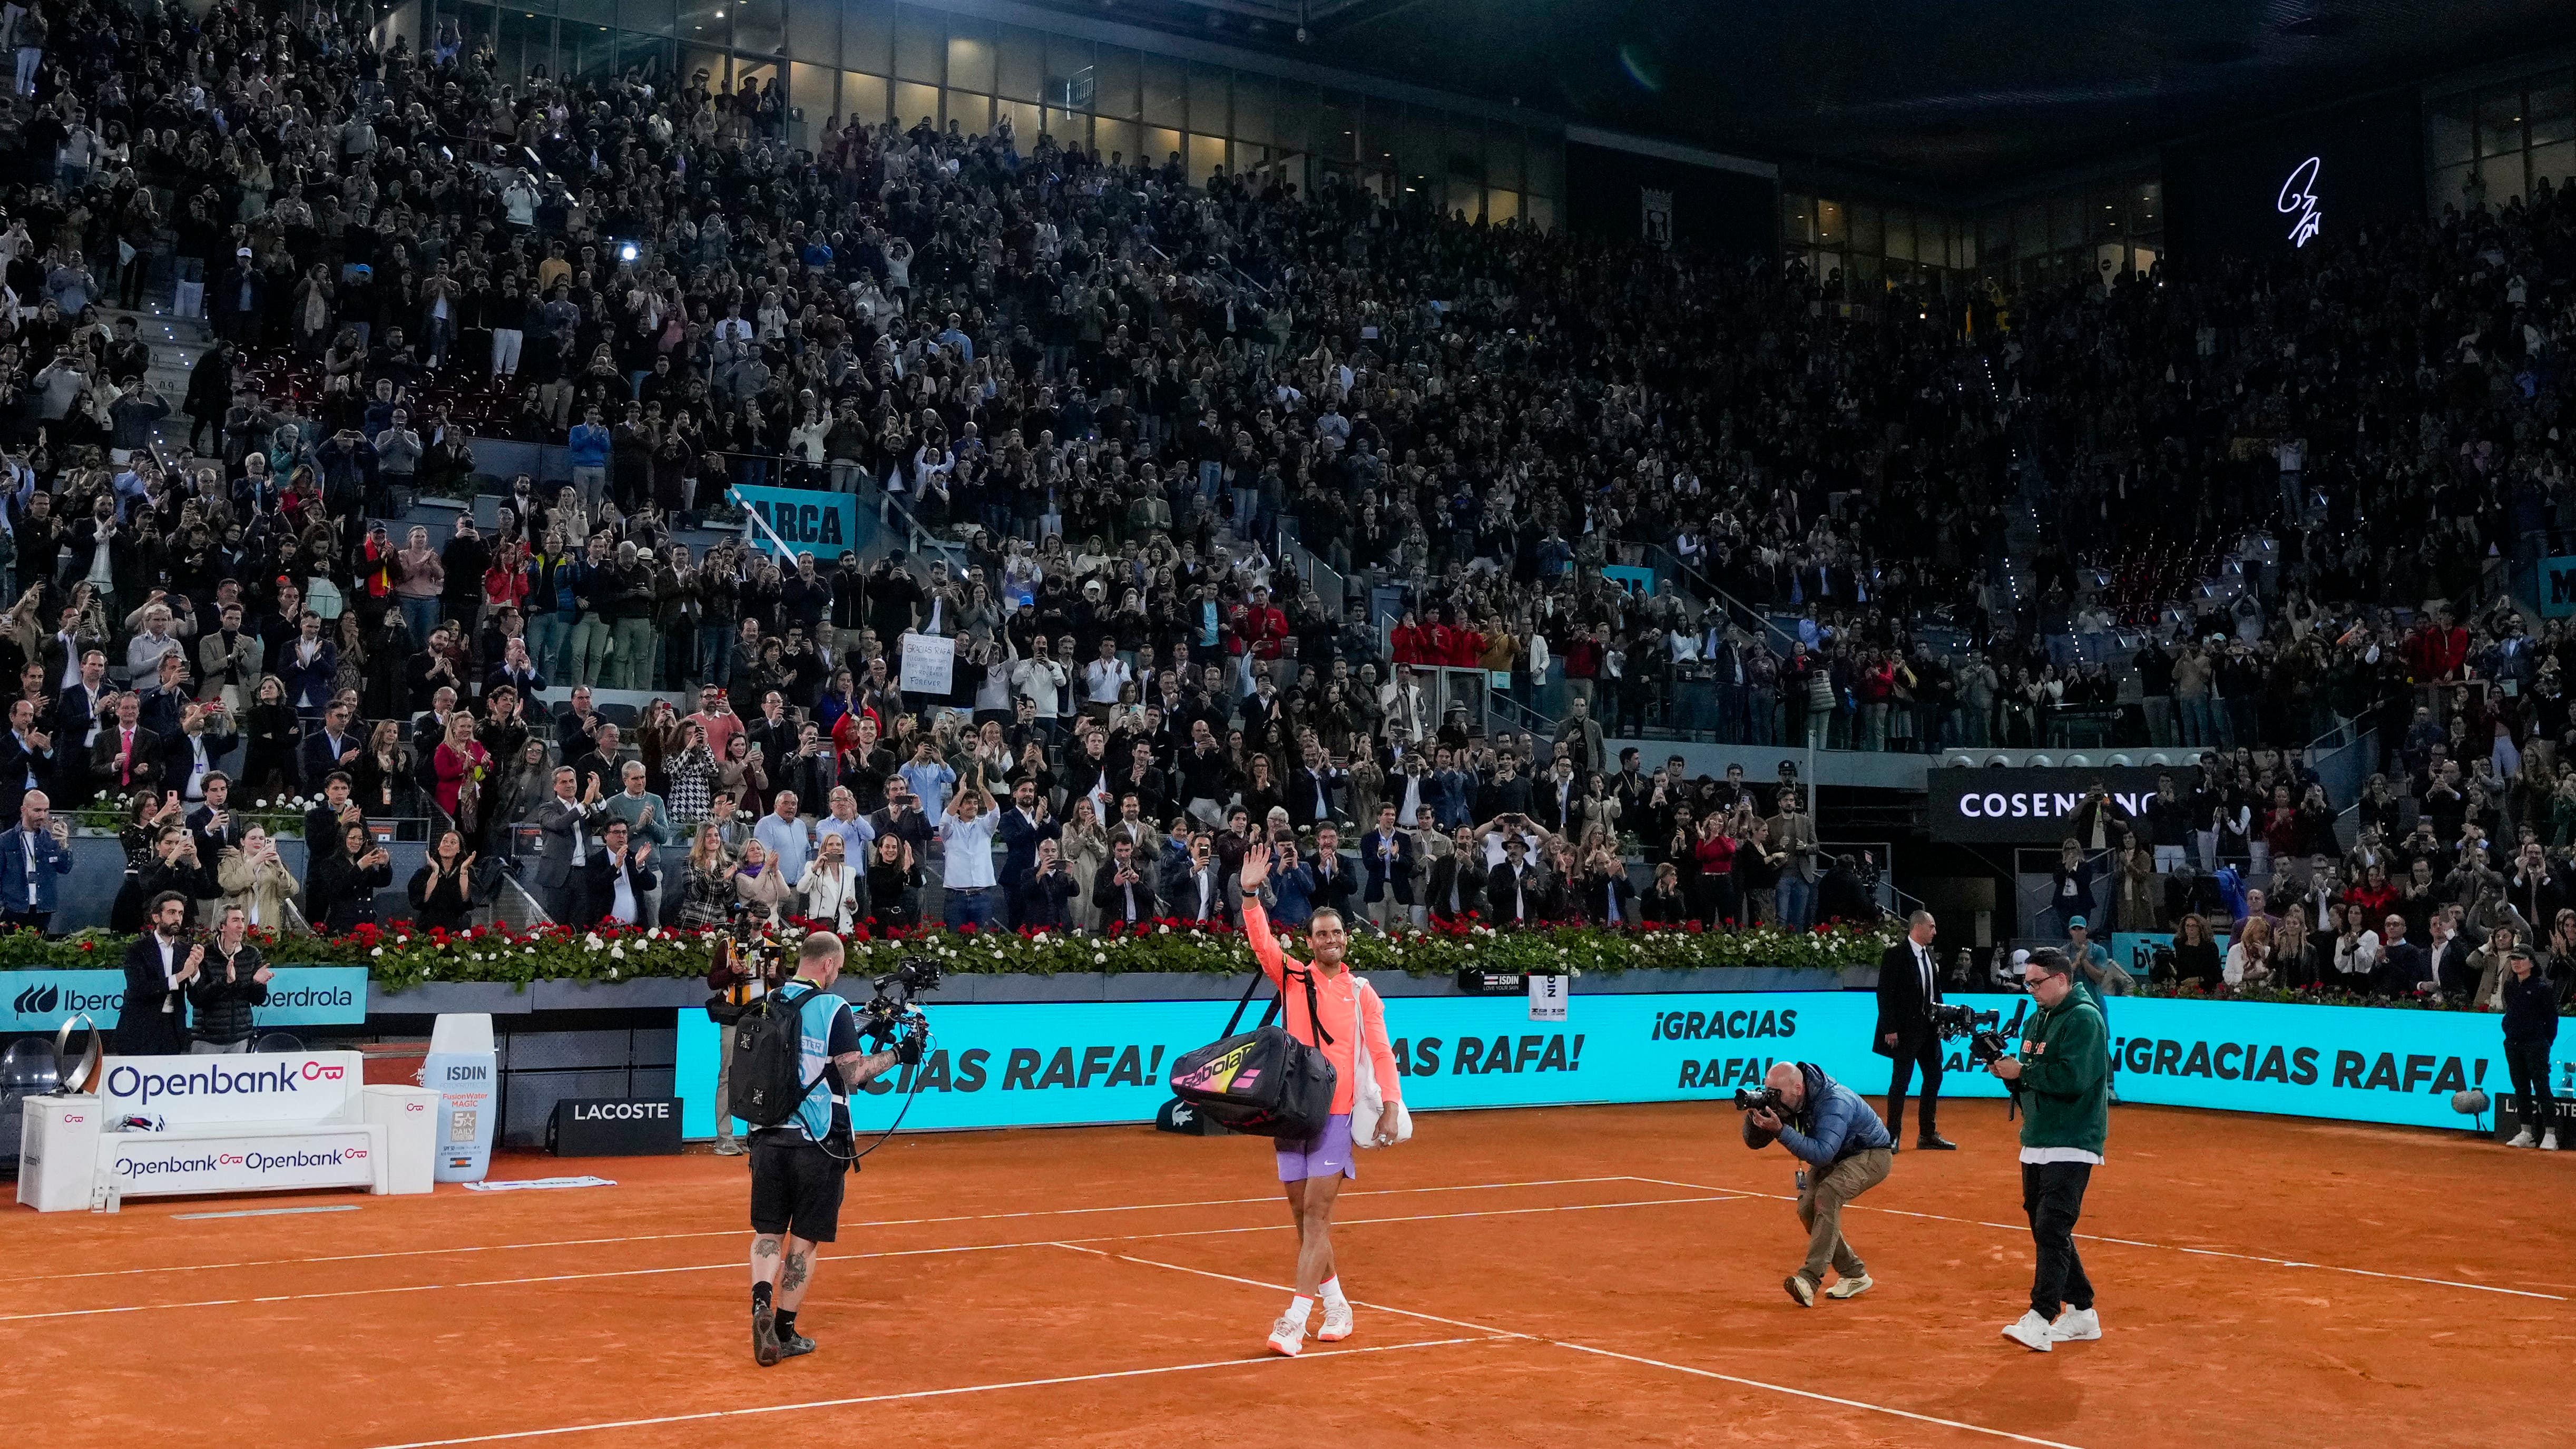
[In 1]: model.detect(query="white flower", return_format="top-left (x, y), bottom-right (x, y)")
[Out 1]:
top-left (1157, 923), bottom-right (1170, 934)
top-left (395, 934), bottom-right (409, 945)
top-left (1031, 932), bottom-right (1049, 945)
top-left (370, 946), bottom-right (383, 956)
top-left (609, 944), bottom-right (626, 959)
top-left (1094, 951), bottom-right (1108, 964)
top-left (606, 966), bottom-right (621, 979)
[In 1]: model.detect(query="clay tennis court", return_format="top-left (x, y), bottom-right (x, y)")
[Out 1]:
top-left (6, 1101), bottom-right (2568, 1449)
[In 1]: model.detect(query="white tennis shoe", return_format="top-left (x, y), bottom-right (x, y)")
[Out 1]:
top-left (1265, 1313), bottom-right (1306, 1357)
top-left (1317, 1299), bottom-right (1354, 1342)
top-left (2050, 1307), bottom-right (2101, 1342)
top-left (2002, 1310), bottom-right (2055, 1352)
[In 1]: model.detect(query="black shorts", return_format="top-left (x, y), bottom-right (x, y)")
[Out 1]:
top-left (749, 1134), bottom-right (846, 1242)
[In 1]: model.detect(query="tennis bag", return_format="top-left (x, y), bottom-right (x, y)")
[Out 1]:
top-left (727, 981), bottom-right (828, 1129)
top-left (1165, 968), bottom-right (1337, 1139)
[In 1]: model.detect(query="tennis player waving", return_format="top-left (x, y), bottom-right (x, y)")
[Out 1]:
top-left (1240, 839), bottom-right (1411, 1357)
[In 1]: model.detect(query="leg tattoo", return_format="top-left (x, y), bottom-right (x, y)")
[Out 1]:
top-left (781, 1250), bottom-right (810, 1291)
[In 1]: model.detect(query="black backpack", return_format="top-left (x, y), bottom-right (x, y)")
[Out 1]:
top-left (726, 982), bottom-right (827, 1129)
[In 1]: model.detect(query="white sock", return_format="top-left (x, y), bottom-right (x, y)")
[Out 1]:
top-left (1318, 1276), bottom-right (1347, 1308)
top-left (1284, 1294), bottom-right (1314, 1327)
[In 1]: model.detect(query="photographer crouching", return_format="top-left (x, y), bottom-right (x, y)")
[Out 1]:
top-left (1741, 1060), bottom-right (1894, 1306)
top-left (1990, 947), bottom-right (2111, 1353)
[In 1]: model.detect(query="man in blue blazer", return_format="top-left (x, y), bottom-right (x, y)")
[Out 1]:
top-left (1359, 803), bottom-right (1416, 931)
top-left (0, 790), bottom-right (75, 933)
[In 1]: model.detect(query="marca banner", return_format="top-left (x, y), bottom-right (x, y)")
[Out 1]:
top-left (1927, 767), bottom-right (2167, 844)
top-left (109, 1130), bottom-right (377, 1197)
top-left (2542, 555), bottom-right (2576, 619)
top-left (102, 1051), bottom-right (363, 1128)
top-left (679, 989), bottom-right (2539, 1137)
top-left (734, 483), bottom-right (860, 560)
top-left (1, 967), bottom-right (369, 1033)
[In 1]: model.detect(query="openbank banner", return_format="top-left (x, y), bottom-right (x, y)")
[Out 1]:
top-left (1, 967), bottom-right (369, 1033)
top-left (677, 990), bottom-right (2533, 1137)
top-left (109, 1130), bottom-right (377, 1196)
top-left (1927, 767), bottom-right (2167, 844)
top-left (102, 1051), bottom-right (364, 1127)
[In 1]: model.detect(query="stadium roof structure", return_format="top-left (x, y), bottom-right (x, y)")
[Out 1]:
top-left (1052, 0), bottom-right (2576, 187)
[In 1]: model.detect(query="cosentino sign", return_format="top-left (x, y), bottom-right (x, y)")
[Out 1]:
top-left (1927, 767), bottom-right (2168, 844)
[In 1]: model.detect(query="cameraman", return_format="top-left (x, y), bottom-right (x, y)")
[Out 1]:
top-left (1743, 1060), bottom-right (1894, 1307)
top-left (1991, 947), bottom-right (2110, 1353)
top-left (747, 932), bottom-right (907, 1367)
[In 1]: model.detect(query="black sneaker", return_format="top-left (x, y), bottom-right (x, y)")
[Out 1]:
top-left (778, 1331), bottom-right (817, 1360)
top-left (752, 1306), bottom-right (781, 1367)
top-left (1916, 1135), bottom-right (1958, 1151)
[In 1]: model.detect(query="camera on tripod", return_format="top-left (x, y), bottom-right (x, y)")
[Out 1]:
top-left (1931, 1000), bottom-right (2028, 1068)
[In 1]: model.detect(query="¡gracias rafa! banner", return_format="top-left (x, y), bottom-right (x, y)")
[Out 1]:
top-left (678, 989), bottom-right (2543, 1137)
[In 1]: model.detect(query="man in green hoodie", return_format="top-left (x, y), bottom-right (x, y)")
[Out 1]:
top-left (1990, 946), bottom-right (2109, 1353)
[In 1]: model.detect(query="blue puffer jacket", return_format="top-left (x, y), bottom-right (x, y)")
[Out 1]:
top-left (1773, 1062), bottom-right (1893, 1168)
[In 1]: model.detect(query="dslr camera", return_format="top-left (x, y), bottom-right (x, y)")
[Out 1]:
top-left (1732, 1085), bottom-right (1786, 1113)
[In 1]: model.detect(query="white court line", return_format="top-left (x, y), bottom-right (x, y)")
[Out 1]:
top-left (1621, 1176), bottom-right (2571, 1304)
top-left (0, 1175), bottom-right (1637, 1286)
top-left (0, 1195), bottom-right (1742, 1324)
top-left (1064, 1241), bottom-right (2086, 1447)
top-left (360, 1336), bottom-right (1499, 1449)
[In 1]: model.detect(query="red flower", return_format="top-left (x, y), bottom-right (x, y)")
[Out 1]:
top-left (79, 940), bottom-right (93, 952)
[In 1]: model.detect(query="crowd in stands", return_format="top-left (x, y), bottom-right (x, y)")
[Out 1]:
top-left (0, 0), bottom-right (2567, 981)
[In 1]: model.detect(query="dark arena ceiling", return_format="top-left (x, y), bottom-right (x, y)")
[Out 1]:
top-left (1059, 0), bottom-right (2576, 187)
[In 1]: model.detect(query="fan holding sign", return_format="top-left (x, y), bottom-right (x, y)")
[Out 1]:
top-left (897, 631), bottom-right (954, 699)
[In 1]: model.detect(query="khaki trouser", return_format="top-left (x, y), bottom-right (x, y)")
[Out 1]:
top-left (1795, 1147), bottom-right (1892, 1284)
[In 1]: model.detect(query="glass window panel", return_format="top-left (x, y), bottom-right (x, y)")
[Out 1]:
top-left (894, 11), bottom-right (941, 83)
top-left (1487, 189), bottom-right (1520, 223)
top-left (620, 0), bottom-right (673, 33)
top-left (1144, 125), bottom-right (1182, 170)
top-left (1816, 199), bottom-right (1844, 246)
top-left (2137, 180), bottom-right (2161, 231)
top-left (497, 9), bottom-right (553, 82)
top-left (2431, 162), bottom-right (2477, 216)
top-left (1851, 253), bottom-right (1880, 285)
top-left (843, 71), bottom-right (887, 123)
top-left (733, 57), bottom-right (775, 96)
top-left (1094, 48), bottom-right (1140, 120)
top-left (2532, 83), bottom-right (2574, 148)
top-left (1143, 59), bottom-right (1185, 129)
top-left (2480, 153), bottom-right (2526, 204)
top-left (1189, 132), bottom-right (1225, 185)
top-left (562, 0), bottom-right (612, 26)
top-left (1884, 208), bottom-right (1914, 262)
top-left (1188, 65), bottom-right (1228, 136)
top-left (892, 80), bottom-right (938, 131)
top-left (618, 30), bottom-right (675, 86)
top-left (1782, 193), bottom-right (1814, 246)
top-left (785, 0), bottom-right (833, 64)
top-left (1955, 225), bottom-right (1976, 271)
top-left (1526, 194), bottom-right (1555, 233)
top-left (1096, 118), bottom-right (1139, 166)
top-left (1044, 107), bottom-right (1088, 147)
top-left (1484, 130), bottom-right (1521, 192)
top-left (786, 61), bottom-right (833, 121)
top-left (1049, 37), bottom-right (1096, 113)
top-left (1525, 134), bottom-right (1561, 199)
top-left (1849, 203), bottom-right (1881, 255)
top-left (1317, 93), bottom-right (1360, 163)
top-left (1232, 75), bottom-right (1272, 146)
top-left (998, 99), bottom-right (1040, 146)
top-left (2049, 197), bottom-right (2082, 251)
top-left (2531, 140), bottom-right (2574, 195)
top-left (2478, 91), bottom-right (2525, 156)
top-left (1236, 143), bottom-right (1267, 174)
top-left (565, 21), bottom-right (616, 79)
top-left (996, 26), bottom-right (1042, 101)
top-left (1981, 214), bottom-right (2011, 261)
top-left (840, 1), bottom-right (889, 74)
top-left (731, 0), bottom-right (782, 57)
top-left (946, 31), bottom-right (993, 94)
top-left (678, 0), bottom-right (721, 45)
top-left (946, 92), bottom-right (989, 134)
top-left (2426, 100), bottom-right (2475, 169)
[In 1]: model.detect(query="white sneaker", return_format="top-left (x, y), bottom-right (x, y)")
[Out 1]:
top-left (1825, 1273), bottom-right (1874, 1300)
top-left (2546, 1131), bottom-right (2562, 1152)
top-left (1317, 1299), bottom-right (1354, 1342)
top-left (2049, 1307), bottom-right (2101, 1342)
top-left (1264, 1314), bottom-right (1306, 1357)
top-left (2509, 1128), bottom-right (2537, 1149)
top-left (2001, 1310), bottom-right (2056, 1353)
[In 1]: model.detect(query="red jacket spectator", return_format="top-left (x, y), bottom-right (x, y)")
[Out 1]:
top-left (1229, 600), bottom-right (1288, 660)
top-left (1389, 617), bottom-right (1428, 665)
top-left (2404, 620), bottom-right (2469, 682)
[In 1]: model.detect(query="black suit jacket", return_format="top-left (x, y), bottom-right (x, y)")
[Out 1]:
top-left (117, 934), bottom-right (191, 1055)
top-left (153, 728), bottom-right (240, 801)
top-left (574, 847), bottom-right (661, 927)
top-left (302, 727), bottom-right (362, 789)
top-left (1875, 938), bottom-right (1943, 1057)
top-left (0, 730), bottom-right (53, 818)
top-left (89, 722), bottom-right (163, 790)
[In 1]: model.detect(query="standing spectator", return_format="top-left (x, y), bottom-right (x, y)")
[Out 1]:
top-left (186, 906), bottom-right (272, 1054)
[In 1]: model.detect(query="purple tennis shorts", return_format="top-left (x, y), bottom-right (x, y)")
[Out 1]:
top-left (1275, 1114), bottom-right (1356, 1183)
